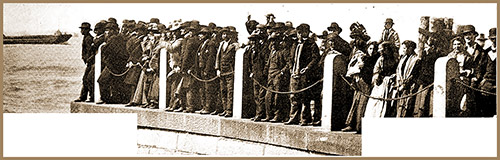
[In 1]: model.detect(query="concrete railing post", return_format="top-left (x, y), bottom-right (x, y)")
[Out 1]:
top-left (321, 53), bottom-right (350, 131)
top-left (433, 57), bottom-right (459, 118)
top-left (233, 49), bottom-right (245, 118)
top-left (94, 43), bottom-right (105, 103)
top-left (159, 48), bottom-right (167, 110)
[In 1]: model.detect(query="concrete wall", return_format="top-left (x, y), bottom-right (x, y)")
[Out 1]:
top-left (71, 102), bottom-right (361, 156)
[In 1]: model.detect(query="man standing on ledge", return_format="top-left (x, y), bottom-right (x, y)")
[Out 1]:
top-left (286, 23), bottom-right (320, 126)
top-left (379, 18), bottom-right (400, 56)
top-left (74, 22), bottom-right (95, 102)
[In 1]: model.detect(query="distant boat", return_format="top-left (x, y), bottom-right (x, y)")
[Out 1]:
top-left (3, 30), bottom-right (72, 44)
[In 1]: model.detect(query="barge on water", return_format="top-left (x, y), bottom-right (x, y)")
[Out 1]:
top-left (3, 31), bottom-right (72, 44)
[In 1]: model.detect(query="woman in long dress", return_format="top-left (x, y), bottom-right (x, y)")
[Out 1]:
top-left (364, 41), bottom-right (398, 118)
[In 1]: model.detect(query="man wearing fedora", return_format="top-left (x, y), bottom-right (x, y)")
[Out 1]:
top-left (215, 27), bottom-right (239, 117)
top-left (476, 28), bottom-right (496, 117)
top-left (74, 22), bottom-right (95, 102)
top-left (249, 24), bottom-right (271, 121)
top-left (326, 22), bottom-right (352, 57)
top-left (459, 25), bottom-right (485, 92)
top-left (262, 22), bottom-right (290, 123)
top-left (125, 23), bottom-right (148, 107)
top-left (285, 23), bottom-right (320, 126)
top-left (476, 33), bottom-right (488, 49)
top-left (97, 22), bottom-right (130, 104)
top-left (178, 21), bottom-right (202, 113)
top-left (379, 18), bottom-right (400, 52)
top-left (196, 27), bottom-right (219, 114)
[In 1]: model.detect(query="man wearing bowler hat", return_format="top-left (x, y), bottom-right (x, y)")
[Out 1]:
top-left (74, 22), bottom-right (95, 102)
top-left (285, 23), bottom-right (320, 126)
top-left (379, 18), bottom-right (400, 51)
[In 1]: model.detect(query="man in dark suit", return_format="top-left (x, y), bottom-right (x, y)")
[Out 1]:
top-left (96, 22), bottom-right (129, 104)
top-left (196, 27), bottom-right (219, 114)
top-left (215, 27), bottom-right (239, 117)
top-left (263, 22), bottom-right (291, 123)
top-left (178, 21), bottom-right (202, 113)
top-left (285, 23), bottom-right (320, 126)
top-left (125, 23), bottom-right (148, 106)
top-left (74, 22), bottom-right (95, 102)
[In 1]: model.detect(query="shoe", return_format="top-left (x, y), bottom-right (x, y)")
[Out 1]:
top-left (85, 99), bottom-right (94, 103)
top-left (224, 113), bottom-right (232, 117)
top-left (270, 117), bottom-right (283, 123)
top-left (125, 102), bottom-right (138, 107)
top-left (312, 121), bottom-right (321, 126)
top-left (299, 122), bottom-right (311, 126)
top-left (253, 117), bottom-right (263, 122)
top-left (341, 126), bottom-right (354, 132)
top-left (284, 120), bottom-right (299, 125)
top-left (74, 98), bottom-right (85, 102)
top-left (200, 110), bottom-right (212, 114)
top-left (262, 117), bottom-right (272, 122)
top-left (141, 103), bottom-right (150, 108)
top-left (183, 109), bottom-right (195, 113)
top-left (96, 101), bottom-right (106, 104)
top-left (148, 104), bottom-right (159, 109)
top-left (218, 111), bottom-right (227, 116)
top-left (174, 108), bottom-right (184, 112)
top-left (210, 111), bottom-right (221, 115)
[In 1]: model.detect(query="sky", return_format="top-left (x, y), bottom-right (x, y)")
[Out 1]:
top-left (3, 3), bottom-right (497, 44)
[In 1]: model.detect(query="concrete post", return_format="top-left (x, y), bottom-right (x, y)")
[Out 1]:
top-left (94, 43), bottom-right (105, 103)
top-left (321, 53), bottom-right (350, 131)
top-left (433, 57), bottom-right (459, 118)
top-left (233, 49), bottom-right (245, 118)
top-left (159, 48), bottom-right (167, 110)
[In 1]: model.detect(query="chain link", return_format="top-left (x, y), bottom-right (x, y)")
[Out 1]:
top-left (453, 78), bottom-right (496, 96)
top-left (339, 75), bottom-right (434, 101)
top-left (252, 76), bottom-right (323, 94)
top-left (188, 71), bottom-right (234, 83)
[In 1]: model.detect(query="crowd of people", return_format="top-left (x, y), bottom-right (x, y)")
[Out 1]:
top-left (74, 14), bottom-right (497, 133)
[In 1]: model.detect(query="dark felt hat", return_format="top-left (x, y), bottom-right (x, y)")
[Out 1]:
top-left (150, 18), bottom-right (160, 24)
top-left (327, 22), bottom-right (342, 33)
top-left (477, 33), bottom-right (487, 41)
top-left (79, 22), bottom-right (92, 30)
top-left (385, 18), bottom-right (394, 24)
top-left (108, 17), bottom-right (117, 24)
top-left (458, 25), bottom-right (479, 36)
top-left (296, 23), bottom-right (310, 31)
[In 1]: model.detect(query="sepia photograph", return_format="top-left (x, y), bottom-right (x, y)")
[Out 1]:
top-left (2, 2), bottom-right (497, 157)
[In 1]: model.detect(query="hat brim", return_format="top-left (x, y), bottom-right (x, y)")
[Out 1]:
top-left (327, 27), bottom-right (342, 33)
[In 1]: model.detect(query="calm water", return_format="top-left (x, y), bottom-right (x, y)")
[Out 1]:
top-left (3, 36), bottom-right (85, 113)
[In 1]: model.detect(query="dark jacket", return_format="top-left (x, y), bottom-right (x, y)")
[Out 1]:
top-left (82, 33), bottom-right (94, 64)
top-left (290, 38), bottom-right (320, 83)
top-left (101, 34), bottom-right (128, 73)
top-left (196, 38), bottom-right (218, 76)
